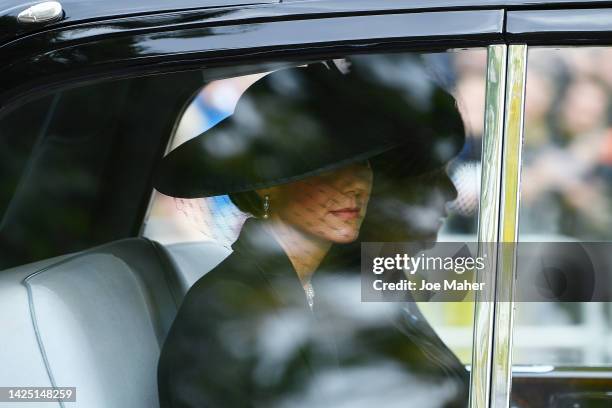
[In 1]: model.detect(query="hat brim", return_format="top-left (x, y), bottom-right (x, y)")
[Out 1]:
top-left (154, 60), bottom-right (465, 199)
top-left (154, 117), bottom-right (408, 198)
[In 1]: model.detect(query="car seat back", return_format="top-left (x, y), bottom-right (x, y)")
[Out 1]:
top-left (0, 237), bottom-right (231, 408)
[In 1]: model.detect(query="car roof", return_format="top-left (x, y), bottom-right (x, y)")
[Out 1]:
top-left (2, 0), bottom-right (612, 32)
top-left (1, 0), bottom-right (611, 112)
top-left (2, 0), bottom-right (611, 46)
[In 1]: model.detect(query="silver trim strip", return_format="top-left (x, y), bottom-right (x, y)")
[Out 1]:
top-left (470, 44), bottom-right (507, 408)
top-left (470, 44), bottom-right (527, 408)
top-left (491, 43), bottom-right (527, 408)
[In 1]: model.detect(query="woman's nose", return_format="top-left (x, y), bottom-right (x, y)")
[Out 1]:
top-left (348, 164), bottom-right (373, 189)
top-left (440, 173), bottom-right (458, 202)
top-left (427, 169), bottom-right (457, 202)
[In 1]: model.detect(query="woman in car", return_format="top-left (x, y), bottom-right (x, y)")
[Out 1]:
top-left (155, 56), bottom-right (469, 407)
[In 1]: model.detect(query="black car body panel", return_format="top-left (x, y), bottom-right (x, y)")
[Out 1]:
top-left (3, 0), bottom-right (612, 31)
top-left (0, 9), bottom-right (504, 112)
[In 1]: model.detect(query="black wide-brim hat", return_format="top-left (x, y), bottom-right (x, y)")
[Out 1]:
top-left (155, 55), bottom-right (465, 198)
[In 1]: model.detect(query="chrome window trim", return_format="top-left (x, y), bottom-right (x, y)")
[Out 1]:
top-left (470, 44), bottom-right (526, 408)
top-left (471, 44), bottom-right (507, 408)
top-left (491, 43), bottom-right (527, 407)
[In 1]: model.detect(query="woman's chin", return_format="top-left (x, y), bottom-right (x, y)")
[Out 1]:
top-left (296, 224), bottom-right (360, 245)
top-left (330, 230), bottom-right (360, 244)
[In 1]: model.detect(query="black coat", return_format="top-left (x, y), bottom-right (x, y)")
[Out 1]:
top-left (158, 219), bottom-right (469, 408)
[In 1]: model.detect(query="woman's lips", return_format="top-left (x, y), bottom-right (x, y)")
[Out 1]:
top-left (329, 207), bottom-right (361, 220)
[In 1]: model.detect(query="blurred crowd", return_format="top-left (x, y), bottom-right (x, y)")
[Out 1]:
top-left (521, 47), bottom-right (612, 240)
top-left (517, 47), bottom-right (612, 366)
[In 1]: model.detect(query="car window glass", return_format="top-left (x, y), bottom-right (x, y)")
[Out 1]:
top-left (0, 72), bottom-right (205, 269)
top-left (143, 50), bottom-right (488, 407)
top-left (513, 46), bottom-right (612, 407)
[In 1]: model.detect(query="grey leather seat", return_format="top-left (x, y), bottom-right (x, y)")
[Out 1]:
top-left (0, 237), bottom-right (230, 408)
top-left (160, 241), bottom-right (231, 291)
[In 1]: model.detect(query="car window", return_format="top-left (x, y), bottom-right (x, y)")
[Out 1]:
top-left (143, 50), bottom-right (489, 406)
top-left (0, 47), bottom-right (491, 407)
top-left (513, 46), bottom-right (612, 407)
top-left (0, 72), bottom-right (205, 269)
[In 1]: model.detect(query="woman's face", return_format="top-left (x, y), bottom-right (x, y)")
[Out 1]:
top-left (265, 162), bottom-right (373, 243)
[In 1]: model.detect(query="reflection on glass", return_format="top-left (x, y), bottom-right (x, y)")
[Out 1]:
top-left (142, 52), bottom-right (487, 407)
top-left (513, 47), bottom-right (612, 407)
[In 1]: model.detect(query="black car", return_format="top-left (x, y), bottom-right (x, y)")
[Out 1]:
top-left (1, 1), bottom-right (611, 407)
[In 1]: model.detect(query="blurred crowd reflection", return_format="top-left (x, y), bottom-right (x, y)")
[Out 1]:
top-left (516, 47), bottom-right (612, 367)
top-left (144, 51), bottom-right (488, 367)
top-left (522, 48), bottom-right (612, 240)
top-left (146, 52), bottom-right (486, 247)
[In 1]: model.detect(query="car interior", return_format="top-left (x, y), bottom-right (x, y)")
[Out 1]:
top-left (0, 70), bottom-right (238, 407)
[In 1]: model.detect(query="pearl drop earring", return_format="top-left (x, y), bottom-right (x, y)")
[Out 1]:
top-left (262, 195), bottom-right (270, 219)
